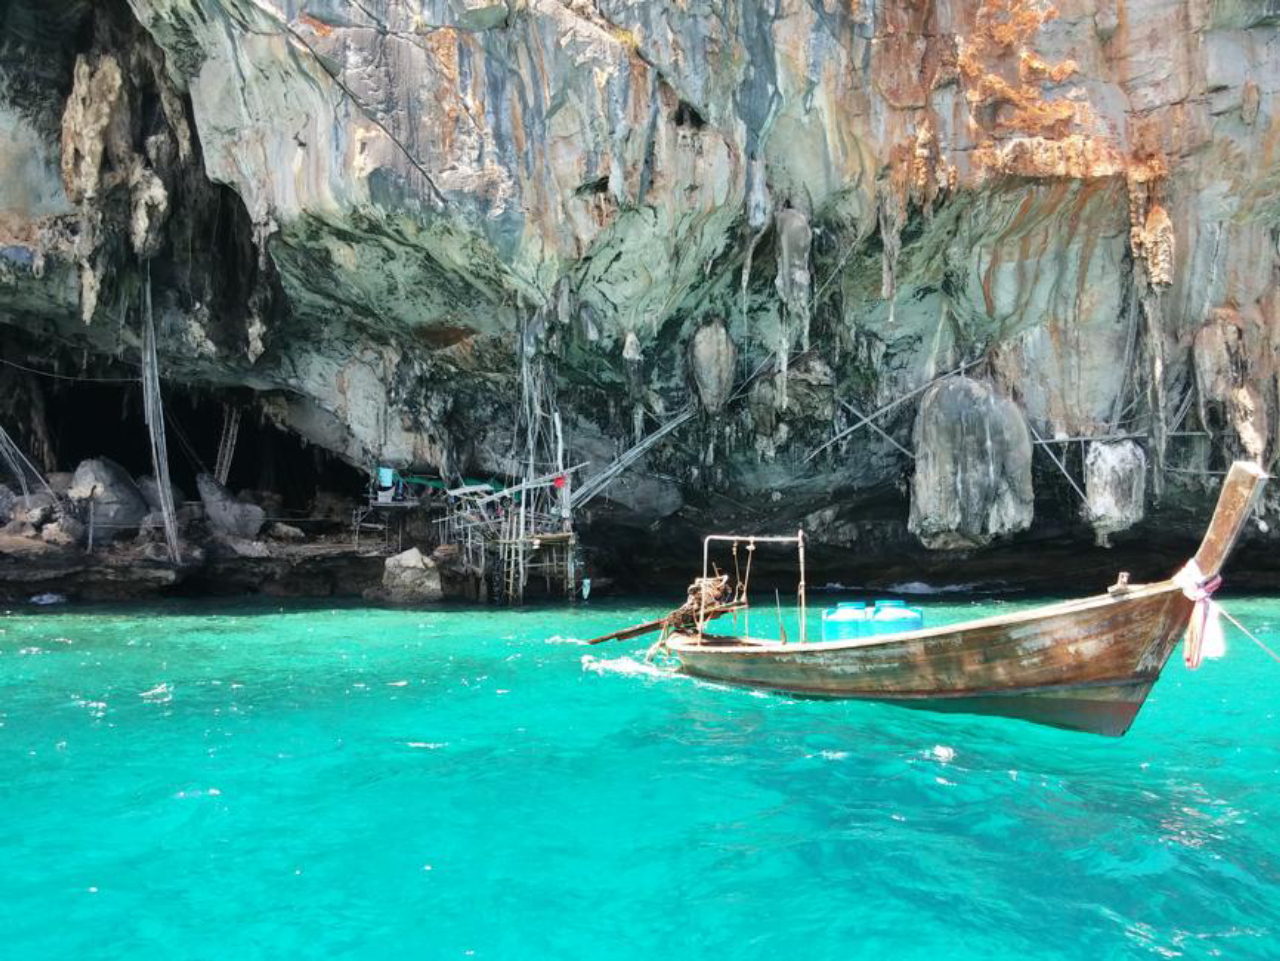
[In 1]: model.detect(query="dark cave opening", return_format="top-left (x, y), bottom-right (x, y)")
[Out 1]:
top-left (673, 99), bottom-right (707, 130)
top-left (31, 376), bottom-right (366, 513)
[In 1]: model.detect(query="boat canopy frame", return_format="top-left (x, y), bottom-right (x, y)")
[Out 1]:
top-left (700, 531), bottom-right (808, 642)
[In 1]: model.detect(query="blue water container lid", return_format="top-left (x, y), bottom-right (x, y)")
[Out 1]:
top-left (875, 599), bottom-right (905, 608)
top-left (837, 601), bottom-right (867, 610)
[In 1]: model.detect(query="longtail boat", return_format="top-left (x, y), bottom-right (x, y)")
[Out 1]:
top-left (588, 461), bottom-right (1267, 736)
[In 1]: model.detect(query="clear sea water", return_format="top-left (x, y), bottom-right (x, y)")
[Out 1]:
top-left (2, 594), bottom-right (1279, 960)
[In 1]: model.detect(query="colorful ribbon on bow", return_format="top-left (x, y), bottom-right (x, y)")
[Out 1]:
top-left (1173, 559), bottom-right (1224, 669)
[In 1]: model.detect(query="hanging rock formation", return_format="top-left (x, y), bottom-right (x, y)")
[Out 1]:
top-left (1193, 308), bottom-right (1276, 463)
top-left (2, 0), bottom-right (1279, 587)
top-left (688, 320), bottom-right (736, 414)
top-left (909, 378), bottom-right (1034, 551)
top-left (1084, 441), bottom-right (1147, 547)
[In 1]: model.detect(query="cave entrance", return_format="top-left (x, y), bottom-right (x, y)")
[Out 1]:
top-left (19, 373), bottom-right (365, 513)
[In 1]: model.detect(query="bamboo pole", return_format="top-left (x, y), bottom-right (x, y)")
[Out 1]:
top-left (839, 400), bottom-right (915, 459)
top-left (797, 529), bottom-right (807, 643)
top-left (1027, 421), bottom-right (1088, 504)
top-left (140, 268), bottom-right (181, 564)
top-left (805, 359), bottom-right (981, 464)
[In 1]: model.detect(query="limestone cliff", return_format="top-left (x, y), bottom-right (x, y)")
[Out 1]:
top-left (2, 0), bottom-right (1279, 587)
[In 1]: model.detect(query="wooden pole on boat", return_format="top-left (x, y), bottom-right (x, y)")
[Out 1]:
top-left (586, 601), bottom-right (745, 645)
top-left (797, 529), bottom-right (807, 643)
top-left (1193, 461), bottom-right (1268, 579)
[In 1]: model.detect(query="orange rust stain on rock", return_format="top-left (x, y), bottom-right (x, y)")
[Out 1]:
top-left (422, 30), bottom-right (463, 158)
top-left (297, 14), bottom-right (333, 38)
top-left (954, 0), bottom-right (1126, 182)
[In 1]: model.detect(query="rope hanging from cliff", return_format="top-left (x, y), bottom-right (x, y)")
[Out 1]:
top-left (0, 423), bottom-right (57, 503)
top-left (140, 266), bottom-right (182, 565)
top-left (570, 406), bottom-right (696, 509)
top-left (804, 358), bottom-right (983, 464)
top-left (0, 356), bottom-right (138, 383)
top-left (214, 405), bottom-right (242, 486)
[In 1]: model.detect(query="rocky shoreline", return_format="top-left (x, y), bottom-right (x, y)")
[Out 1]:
top-left (4, 452), bottom-right (1275, 606)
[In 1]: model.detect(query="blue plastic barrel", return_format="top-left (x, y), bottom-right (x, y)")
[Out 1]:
top-left (822, 602), bottom-right (868, 641)
top-left (867, 599), bottom-right (923, 635)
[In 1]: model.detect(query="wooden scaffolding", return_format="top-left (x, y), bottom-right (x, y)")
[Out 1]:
top-left (436, 313), bottom-right (581, 604)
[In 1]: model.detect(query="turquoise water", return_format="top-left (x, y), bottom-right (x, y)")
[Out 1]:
top-left (3, 595), bottom-right (1280, 960)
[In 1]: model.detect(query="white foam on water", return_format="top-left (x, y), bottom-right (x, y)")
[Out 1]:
top-left (581, 654), bottom-right (670, 680)
top-left (72, 697), bottom-right (107, 717)
top-left (140, 683), bottom-right (172, 702)
top-left (174, 787), bottom-right (221, 799)
top-left (387, 680), bottom-right (409, 687)
top-left (406, 741), bottom-right (448, 749)
top-left (929, 745), bottom-right (956, 763)
top-left (816, 750), bottom-right (850, 761)
top-left (886, 581), bottom-right (981, 595)
top-left (545, 635), bottom-right (586, 645)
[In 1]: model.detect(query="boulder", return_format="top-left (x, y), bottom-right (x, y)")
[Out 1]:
top-left (371, 547), bottom-right (443, 604)
top-left (197, 473), bottom-right (265, 538)
top-left (41, 515), bottom-right (86, 547)
top-left (46, 472), bottom-right (73, 495)
top-left (909, 377), bottom-right (1034, 550)
top-left (68, 458), bottom-right (149, 538)
top-left (213, 535), bottom-right (270, 558)
top-left (137, 474), bottom-right (186, 513)
top-left (1, 519), bottom-right (38, 538)
top-left (1084, 441), bottom-right (1146, 547)
top-left (266, 521), bottom-right (306, 542)
top-left (17, 492), bottom-right (56, 528)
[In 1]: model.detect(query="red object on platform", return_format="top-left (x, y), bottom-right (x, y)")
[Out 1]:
top-left (553, 475), bottom-right (567, 489)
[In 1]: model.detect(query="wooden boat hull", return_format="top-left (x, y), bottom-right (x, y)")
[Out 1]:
top-left (667, 583), bottom-right (1194, 736)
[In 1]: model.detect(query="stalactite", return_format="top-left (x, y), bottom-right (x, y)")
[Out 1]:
top-left (1127, 162), bottom-right (1174, 497)
top-left (774, 206), bottom-right (812, 411)
top-left (878, 195), bottom-right (903, 326)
